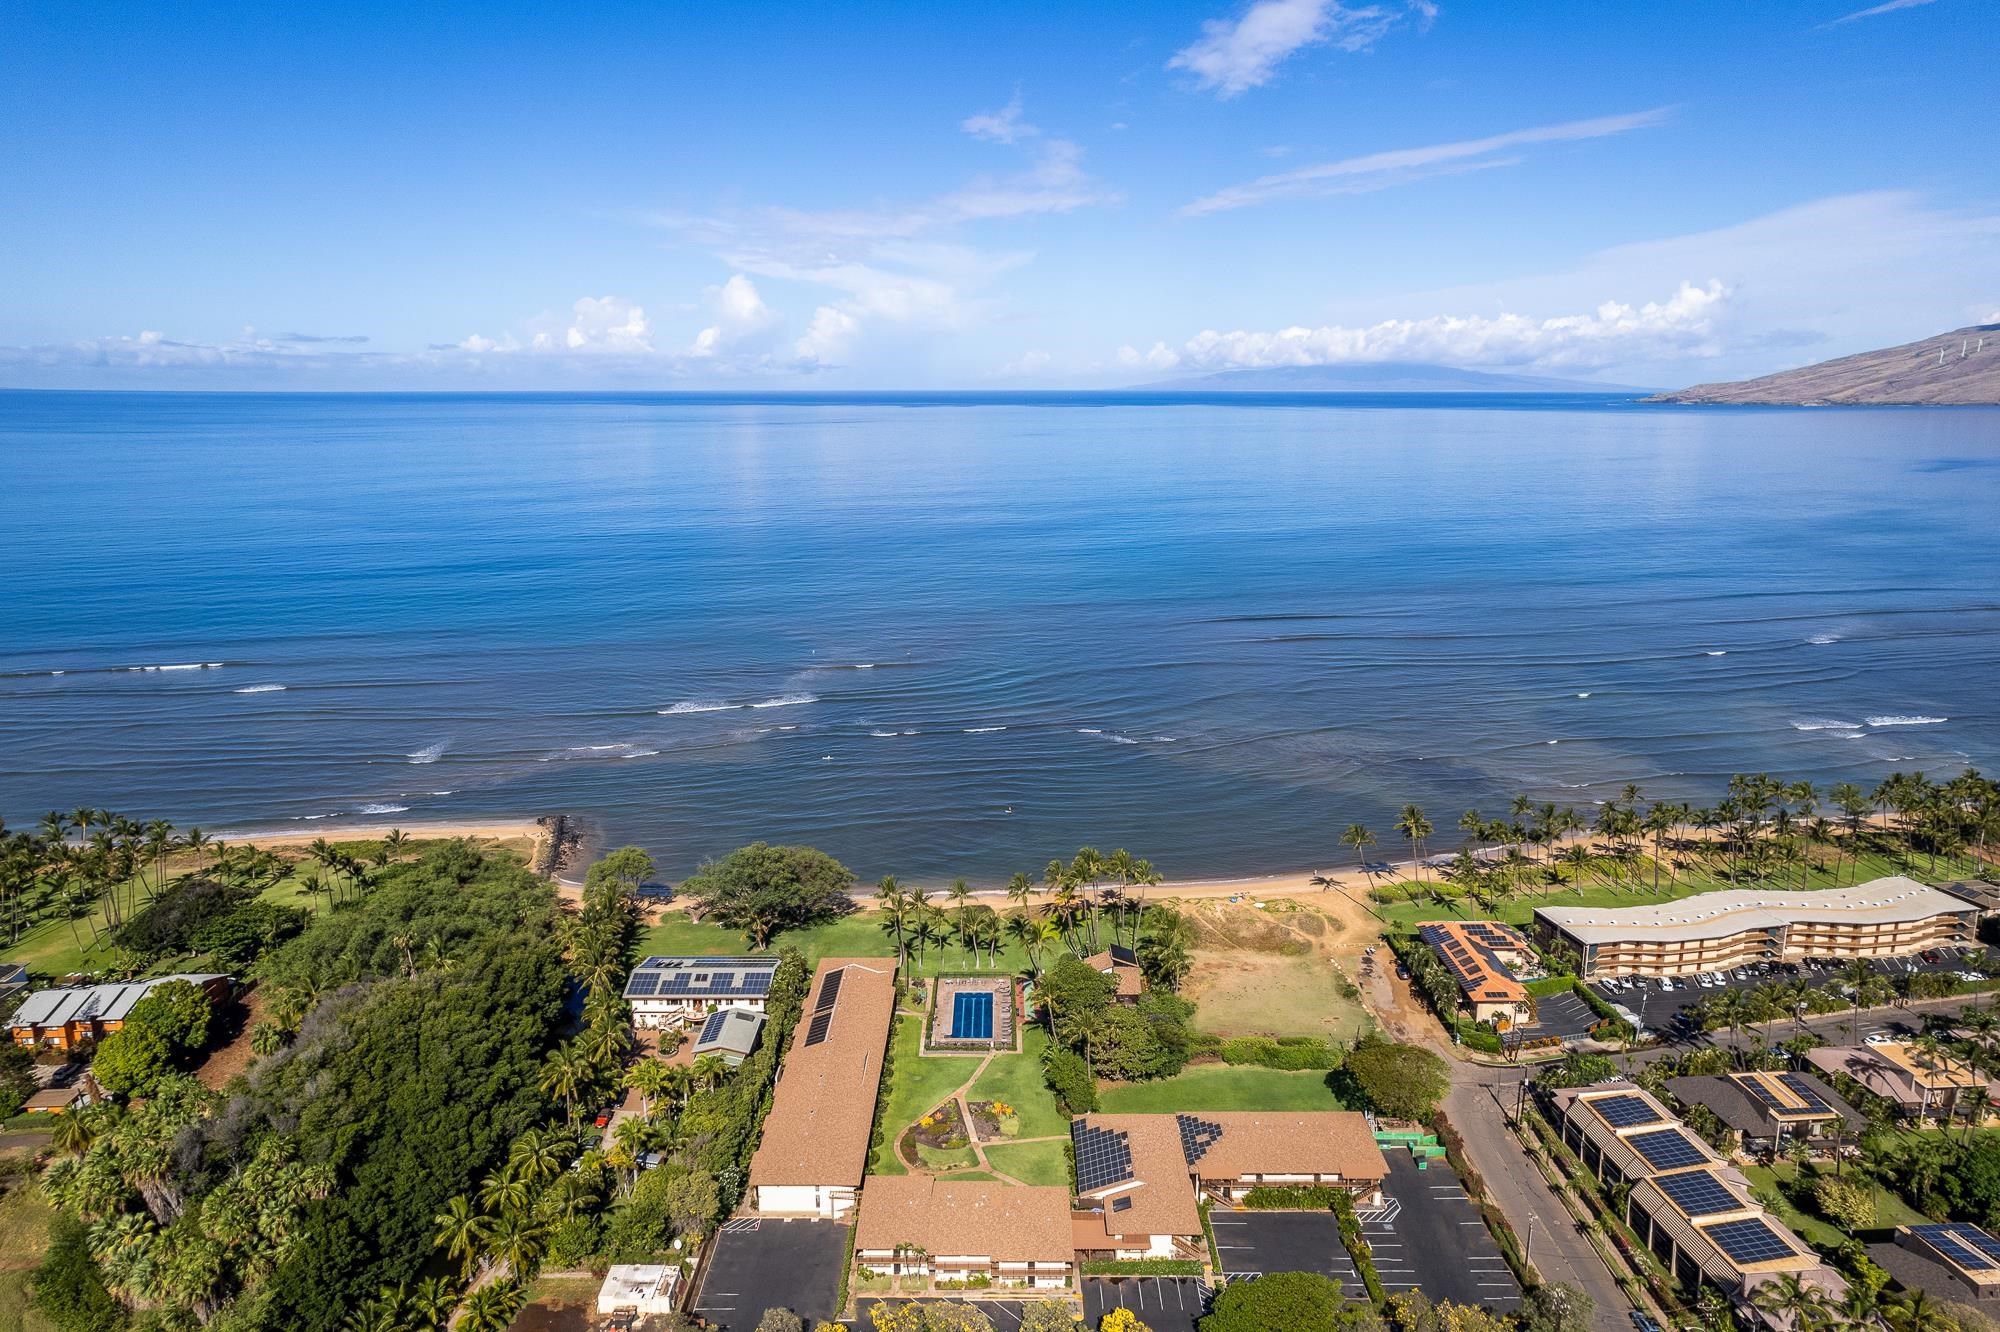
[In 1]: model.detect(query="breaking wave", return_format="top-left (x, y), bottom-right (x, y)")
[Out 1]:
top-left (233, 683), bottom-right (286, 694)
top-left (1867, 715), bottom-right (1946, 727)
top-left (358, 803), bottom-right (410, 815)
top-left (1790, 718), bottom-right (1861, 731)
top-left (660, 700), bottom-right (739, 715)
top-left (406, 742), bottom-right (447, 764)
top-left (749, 693), bottom-right (817, 709)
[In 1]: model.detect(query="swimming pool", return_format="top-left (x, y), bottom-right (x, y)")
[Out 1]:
top-left (949, 990), bottom-right (994, 1041)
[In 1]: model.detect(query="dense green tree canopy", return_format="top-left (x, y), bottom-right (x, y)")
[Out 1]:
top-left (1345, 1040), bottom-right (1450, 1121)
top-left (1199, 1271), bottom-right (1346, 1332)
top-left (680, 842), bottom-right (855, 947)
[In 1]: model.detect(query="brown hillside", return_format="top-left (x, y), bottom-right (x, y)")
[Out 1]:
top-left (1651, 323), bottom-right (2000, 405)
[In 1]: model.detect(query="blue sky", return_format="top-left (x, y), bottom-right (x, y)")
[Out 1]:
top-left (2, 0), bottom-right (1995, 388)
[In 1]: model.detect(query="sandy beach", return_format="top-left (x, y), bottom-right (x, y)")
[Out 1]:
top-left (208, 817), bottom-right (548, 857)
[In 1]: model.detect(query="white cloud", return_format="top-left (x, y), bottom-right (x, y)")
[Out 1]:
top-left (560, 295), bottom-right (652, 352)
top-left (689, 275), bottom-right (778, 356)
top-left (1821, 0), bottom-right (1937, 26)
top-left (794, 306), bottom-right (860, 364)
top-left (961, 91), bottom-right (1037, 144)
top-left (1167, 0), bottom-right (1430, 99)
top-left (1182, 108), bottom-right (1673, 215)
top-left (1133, 280), bottom-right (1729, 373)
top-left (992, 348), bottom-right (1052, 377)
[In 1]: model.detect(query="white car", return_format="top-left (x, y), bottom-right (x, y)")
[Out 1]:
top-left (1865, 1032), bottom-right (1897, 1046)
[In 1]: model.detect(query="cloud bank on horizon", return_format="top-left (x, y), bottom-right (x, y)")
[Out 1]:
top-left (0, 0), bottom-right (1990, 390)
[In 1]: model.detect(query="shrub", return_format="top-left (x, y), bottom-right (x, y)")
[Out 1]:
top-left (1219, 1036), bottom-right (1341, 1070)
top-left (1242, 1184), bottom-right (1340, 1209)
top-left (1043, 1045), bottom-right (1096, 1114)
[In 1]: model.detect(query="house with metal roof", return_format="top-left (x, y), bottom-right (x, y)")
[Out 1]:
top-left (1871, 1224), bottom-right (2000, 1305)
top-left (1666, 1071), bottom-right (1858, 1152)
top-left (8, 974), bottom-right (231, 1050)
top-left (621, 955), bottom-right (780, 1029)
top-left (1418, 920), bottom-right (1535, 1025)
top-left (688, 1006), bottom-right (765, 1067)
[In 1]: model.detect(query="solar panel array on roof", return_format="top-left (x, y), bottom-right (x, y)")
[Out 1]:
top-left (626, 972), bottom-right (661, 997)
top-left (1655, 1170), bottom-right (1742, 1218)
top-left (1776, 1073), bottom-right (1833, 1114)
top-left (802, 1010), bottom-right (834, 1047)
top-left (1627, 1128), bottom-right (1710, 1172)
top-left (1913, 1224), bottom-right (2000, 1272)
top-left (698, 1010), bottom-right (728, 1045)
top-left (1592, 1094), bottom-right (1667, 1129)
top-left (741, 973), bottom-right (773, 994)
top-left (816, 969), bottom-right (845, 1012)
top-left (1072, 1122), bottom-right (1135, 1193)
top-left (1176, 1114), bottom-right (1225, 1165)
top-left (1705, 1217), bottom-right (1798, 1267)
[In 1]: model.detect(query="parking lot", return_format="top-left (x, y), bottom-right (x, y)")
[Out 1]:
top-left (1592, 947), bottom-right (1999, 1033)
top-left (1082, 1276), bottom-right (1211, 1332)
top-left (1521, 989), bottom-right (1600, 1042)
top-left (1207, 1210), bottom-right (1365, 1298)
top-left (852, 1299), bottom-right (1049, 1330)
top-left (1369, 1153), bottom-right (1521, 1310)
top-left (694, 1217), bottom-right (847, 1331)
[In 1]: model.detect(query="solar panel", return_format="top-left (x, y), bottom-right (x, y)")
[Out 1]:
top-left (709, 972), bottom-right (739, 990)
top-left (1913, 1224), bottom-right (2000, 1272)
top-left (816, 969), bottom-right (845, 1012)
top-left (1111, 1196), bottom-right (1133, 1212)
top-left (1705, 1217), bottom-right (1798, 1267)
top-left (1592, 1095), bottom-right (1666, 1129)
top-left (698, 1011), bottom-right (728, 1045)
top-left (1177, 1114), bottom-right (1225, 1165)
top-left (1654, 1170), bottom-right (1742, 1218)
top-left (625, 972), bottom-right (662, 997)
top-left (803, 1010), bottom-right (833, 1047)
top-left (1071, 1123), bottom-right (1135, 1193)
top-left (1776, 1074), bottom-right (1833, 1114)
top-left (1627, 1129), bottom-right (1710, 1172)
top-left (741, 973), bottom-right (773, 994)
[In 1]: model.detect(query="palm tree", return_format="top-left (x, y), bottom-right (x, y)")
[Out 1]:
top-left (625, 1059), bottom-right (672, 1117)
top-left (1751, 1272), bottom-right (1832, 1330)
top-left (1886, 1287), bottom-right (1952, 1332)
top-left (457, 1278), bottom-right (528, 1332)
top-left (433, 1195), bottom-right (492, 1278)
top-left (1395, 805), bottom-right (1433, 881)
top-left (948, 878), bottom-right (974, 964)
top-left (1340, 824), bottom-right (1377, 887)
top-left (874, 876), bottom-right (909, 968)
top-left (538, 1044), bottom-right (591, 1122)
top-left (1005, 871), bottom-right (1034, 917)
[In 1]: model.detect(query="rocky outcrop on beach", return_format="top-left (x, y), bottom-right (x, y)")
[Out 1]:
top-left (533, 814), bottom-right (582, 878)
top-left (1651, 323), bottom-right (2000, 405)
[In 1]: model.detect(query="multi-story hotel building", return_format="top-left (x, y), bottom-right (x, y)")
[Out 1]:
top-left (1533, 877), bottom-right (1976, 979)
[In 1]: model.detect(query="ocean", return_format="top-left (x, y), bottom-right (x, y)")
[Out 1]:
top-left (3, 390), bottom-right (1996, 881)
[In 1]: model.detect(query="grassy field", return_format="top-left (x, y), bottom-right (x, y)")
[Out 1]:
top-left (983, 1138), bottom-right (1071, 1187)
top-left (965, 1027), bottom-right (1068, 1139)
top-left (1742, 1160), bottom-right (1928, 1249)
top-left (1179, 901), bottom-right (1374, 1043)
top-left (635, 911), bottom-right (1036, 981)
top-left (0, 837), bottom-right (498, 979)
top-left (1369, 847), bottom-right (1994, 934)
top-left (0, 1165), bottom-right (56, 1332)
top-left (870, 1014), bottom-right (984, 1177)
top-left (1095, 1064), bottom-right (1346, 1113)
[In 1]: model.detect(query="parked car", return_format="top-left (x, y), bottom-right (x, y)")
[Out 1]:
top-left (1631, 1312), bottom-right (1664, 1332)
top-left (1865, 1031), bottom-right (1897, 1046)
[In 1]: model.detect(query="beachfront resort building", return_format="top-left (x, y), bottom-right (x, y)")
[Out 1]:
top-left (1804, 1042), bottom-right (1993, 1123)
top-left (621, 955), bottom-right (781, 1030)
top-left (747, 958), bottom-right (897, 1218)
top-left (1070, 1111), bottom-right (1387, 1261)
top-left (1417, 920), bottom-right (1536, 1025)
top-left (8, 974), bottom-right (232, 1050)
top-left (1532, 878), bottom-right (1977, 979)
top-left (854, 1176), bottom-right (1075, 1291)
top-left (1549, 1084), bottom-right (1844, 1315)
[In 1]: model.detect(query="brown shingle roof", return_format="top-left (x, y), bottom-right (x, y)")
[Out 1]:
top-left (748, 958), bottom-right (898, 1191)
top-left (1188, 1112), bottom-right (1388, 1184)
top-left (1073, 1114), bottom-right (1203, 1239)
top-left (1084, 950), bottom-right (1144, 997)
top-left (854, 1176), bottom-right (1074, 1264)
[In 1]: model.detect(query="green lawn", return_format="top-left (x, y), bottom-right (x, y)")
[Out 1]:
top-left (1095, 1064), bottom-right (1346, 1113)
top-left (0, 1172), bottom-right (57, 1332)
top-left (1743, 1160), bottom-right (1927, 1247)
top-left (965, 1027), bottom-right (1068, 1139)
top-left (635, 912), bottom-right (1035, 981)
top-left (1371, 846), bottom-right (1992, 934)
top-left (983, 1139), bottom-right (1071, 1187)
top-left (870, 1014), bottom-right (985, 1177)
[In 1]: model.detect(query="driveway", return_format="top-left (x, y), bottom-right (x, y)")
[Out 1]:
top-left (1081, 1276), bottom-right (1210, 1332)
top-left (694, 1217), bottom-right (847, 1330)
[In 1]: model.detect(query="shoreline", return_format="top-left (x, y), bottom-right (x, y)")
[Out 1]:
top-left (208, 816), bottom-right (547, 851)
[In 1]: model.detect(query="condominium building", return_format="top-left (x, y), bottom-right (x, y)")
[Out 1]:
top-left (854, 1176), bottom-right (1075, 1291)
top-left (1417, 920), bottom-right (1535, 1025)
top-left (1533, 877), bottom-right (1976, 979)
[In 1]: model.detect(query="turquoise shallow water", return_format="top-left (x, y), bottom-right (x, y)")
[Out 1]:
top-left (2, 390), bottom-right (1996, 879)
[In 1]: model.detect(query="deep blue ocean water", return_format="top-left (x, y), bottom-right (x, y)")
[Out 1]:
top-left (3, 390), bottom-right (1997, 880)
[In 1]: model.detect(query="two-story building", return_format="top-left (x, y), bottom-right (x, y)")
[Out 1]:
top-left (854, 1176), bottom-right (1075, 1291)
top-left (8, 974), bottom-right (232, 1050)
top-left (621, 956), bottom-right (782, 1030)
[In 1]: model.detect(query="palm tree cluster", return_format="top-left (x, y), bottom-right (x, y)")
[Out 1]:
top-left (541, 867), bottom-right (644, 1124)
top-left (1375, 769), bottom-right (1998, 918)
top-left (1749, 1268), bottom-right (1962, 1332)
top-left (41, 1076), bottom-right (336, 1323)
top-left (415, 1126), bottom-right (587, 1331)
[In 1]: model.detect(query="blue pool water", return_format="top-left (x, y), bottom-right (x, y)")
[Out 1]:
top-left (950, 991), bottom-right (994, 1041)
top-left (2, 390), bottom-right (1998, 880)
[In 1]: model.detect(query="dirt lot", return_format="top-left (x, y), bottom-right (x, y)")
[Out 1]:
top-left (1176, 899), bottom-right (1375, 1041)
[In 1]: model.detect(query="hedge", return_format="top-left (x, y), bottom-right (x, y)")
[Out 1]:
top-left (1219, 1035), bottom-right (1343, 1070)
top-left (1332, 1192), bottom-right (1387, 1306)
top-left (1241, 1185), bottom-right (1342, 1210)
top-left (1082, 1259), bottom-right (1204, 1276)
top-left (1525, 975), bottom-right (1576, 999)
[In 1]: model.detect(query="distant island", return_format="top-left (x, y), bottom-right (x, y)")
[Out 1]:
top-left (1141, 361), bottom-right (1646, 393)
top-left (1651, 323), bottom-right (2000, 406)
